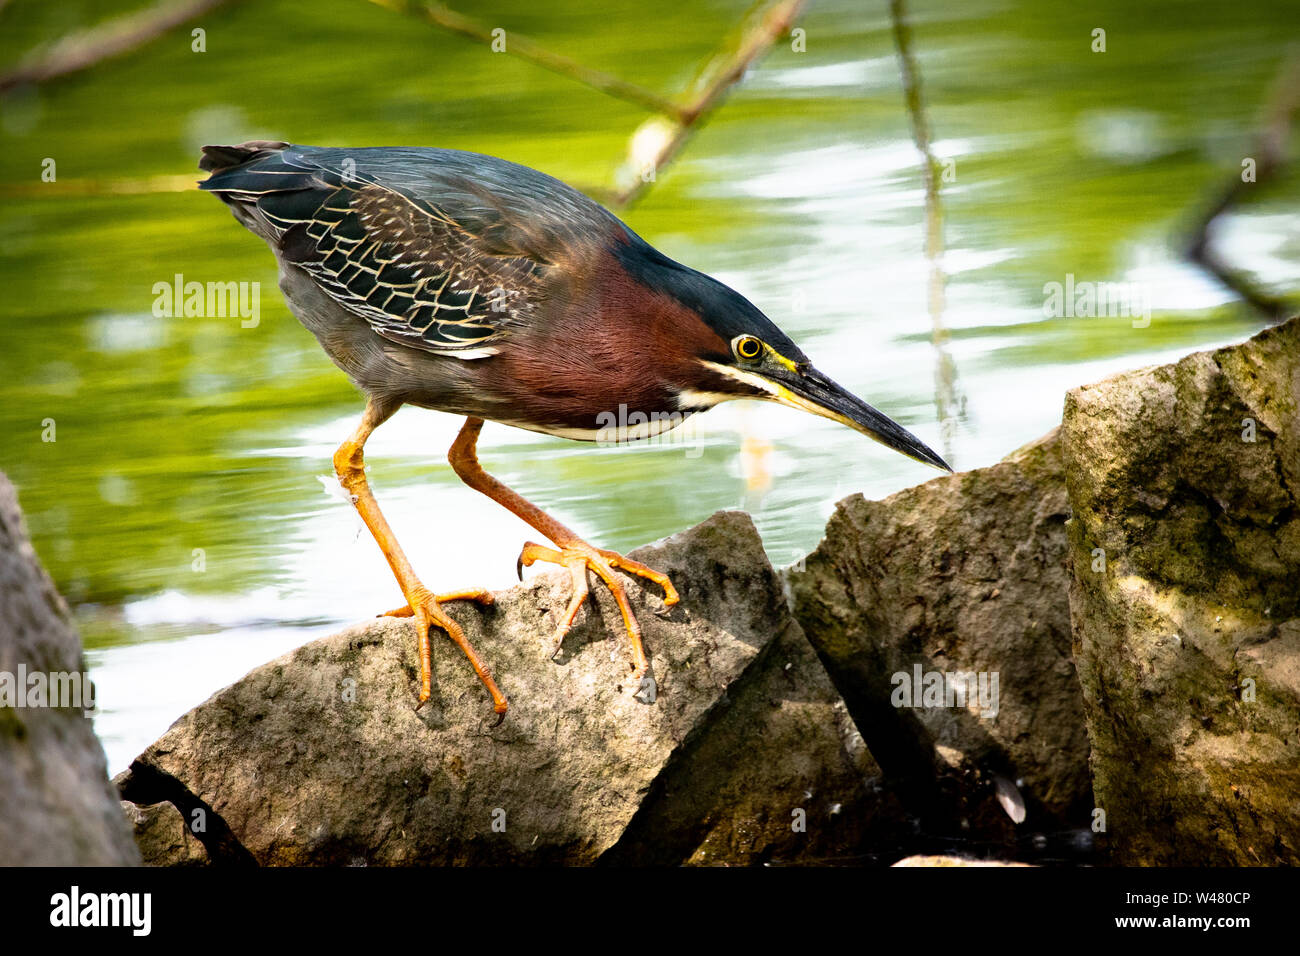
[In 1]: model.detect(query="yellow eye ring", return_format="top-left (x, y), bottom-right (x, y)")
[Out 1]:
top-left (736, 335), bottom-right (762, 360)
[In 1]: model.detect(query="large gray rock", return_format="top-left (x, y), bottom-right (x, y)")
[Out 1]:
top-left (786, 428), bottom-right (1091, 851)
top-left (1063, 317), bottom-right (1300, 865)
top-left (0, 473), bottom-right (140, 865)
top-left (117, 511), bottom-right (894, 865)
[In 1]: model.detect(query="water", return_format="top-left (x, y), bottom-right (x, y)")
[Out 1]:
top-left (1, 0), bottom-right (1296, 772)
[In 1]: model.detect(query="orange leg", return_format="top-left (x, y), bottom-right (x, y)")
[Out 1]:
top-left (334, 400), bottom-right (505, 715)
top-left (448, 417), bottom-right (679, 695)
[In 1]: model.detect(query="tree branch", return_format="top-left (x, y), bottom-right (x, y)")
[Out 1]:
top-left (0, 0), bottom-right (235, 94)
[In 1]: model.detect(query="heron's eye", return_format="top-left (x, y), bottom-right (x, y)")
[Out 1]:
top-left (735, 335), bottom-right (763, 361)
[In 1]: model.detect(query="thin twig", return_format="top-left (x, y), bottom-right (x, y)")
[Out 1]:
top-left (0, 0), bottom-right (234, 94)
top-left (890, 0), bottom-right (963, 466)
top-left (678, 0), bottom-right (808, 125)
top-left (370, 0), bottom-right (686, 120)
top-left (611, 0), bottom-right (809, 207)
top-left (1184, 52), bottom-right (1300, 323)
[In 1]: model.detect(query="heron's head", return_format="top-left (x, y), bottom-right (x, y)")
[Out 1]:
top-left (621, 240), bottom-right (952, 472)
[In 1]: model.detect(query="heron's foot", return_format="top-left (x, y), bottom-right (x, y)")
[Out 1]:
top-left (517, 539), bottom-right (678, 697)
top-left (387, 586), bottom-right (506, 719)
top-left (381, 587), bottom-right (495, 618)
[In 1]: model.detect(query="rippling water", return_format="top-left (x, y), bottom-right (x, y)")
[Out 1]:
top-left (1, 0), bottom-right (1296, 771)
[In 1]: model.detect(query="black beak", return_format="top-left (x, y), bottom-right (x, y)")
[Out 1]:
top-left (769, 366), bottom-right (952, 473)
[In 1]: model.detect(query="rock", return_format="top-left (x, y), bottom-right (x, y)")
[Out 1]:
top-left (603, 621), bottom-right (909, 866)
top-left (121, 801), bottom-right (208, 866)
top-left (118, 511), bottom-right (893, 866)
top-left (786, 428), bottom-right (1092, 853)
top-left (0, 473), bottom-right (140, 866)
top-left (1063, 317), bottom-right (1300, 865)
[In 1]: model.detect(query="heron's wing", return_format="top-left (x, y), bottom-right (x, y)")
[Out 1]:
top-left (201, 145), bottom-right (549, 357)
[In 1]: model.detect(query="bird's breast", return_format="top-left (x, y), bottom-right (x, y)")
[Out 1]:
top-left (476, 259), bottom-right (709, 441)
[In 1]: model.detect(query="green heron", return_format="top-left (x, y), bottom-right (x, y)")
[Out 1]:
top-left (200, 140), bottom-right (950, 717)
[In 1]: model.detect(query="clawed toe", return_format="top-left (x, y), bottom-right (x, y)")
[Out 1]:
top-left (517, 539), bottom-right (676, 696)
top-left (397, 589), bottom-right (506, 716)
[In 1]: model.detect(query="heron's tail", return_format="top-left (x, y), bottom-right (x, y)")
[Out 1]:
top-left (198, 140), bottom-right (290, 175)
